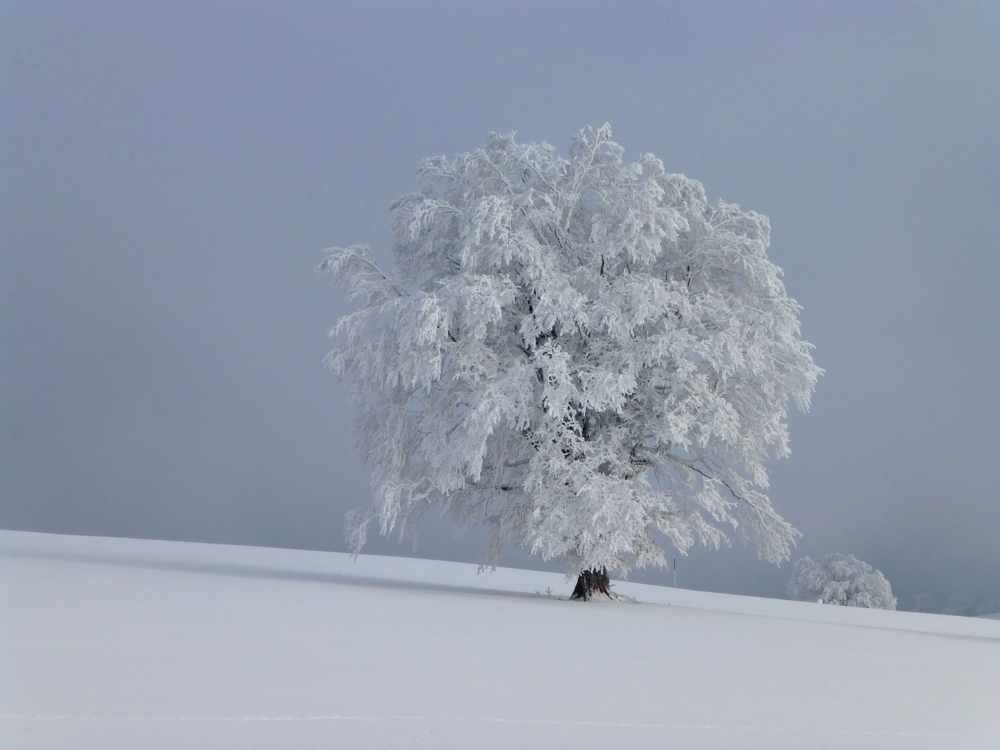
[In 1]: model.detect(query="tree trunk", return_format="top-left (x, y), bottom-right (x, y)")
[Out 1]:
top-left (570, 567), bottom-right (612, 600)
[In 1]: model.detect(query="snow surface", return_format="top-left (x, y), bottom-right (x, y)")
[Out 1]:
top-left (2, 530), bottom-right (998, 749)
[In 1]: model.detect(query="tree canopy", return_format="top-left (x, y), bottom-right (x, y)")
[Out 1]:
top-left (788, 554), bottom-right (897, 609)
top-left (322, 125), bottom-right (820, 581)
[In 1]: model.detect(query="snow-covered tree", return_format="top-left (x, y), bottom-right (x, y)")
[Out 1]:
top-left (788, 554), bottom-right (896, 609)
top-left (322, 125), bottom-right (820, 599)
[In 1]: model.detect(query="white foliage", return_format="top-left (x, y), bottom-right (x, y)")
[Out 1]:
top-left (322, 125), bottom-right (821, 577)
top-left (788, 554), bottom-right (897, 610)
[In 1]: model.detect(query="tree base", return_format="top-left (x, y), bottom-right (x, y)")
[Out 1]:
top-left (570, 568), bottom-right (614, 601)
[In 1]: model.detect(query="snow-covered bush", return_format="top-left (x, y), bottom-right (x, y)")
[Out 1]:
top-left (788, 554), bottom-right (896, 609)
top-left (323, 125), bottom-right (820, 598)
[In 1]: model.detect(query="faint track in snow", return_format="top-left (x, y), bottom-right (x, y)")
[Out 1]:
top-left (2, 715), bottom-right (997, 740)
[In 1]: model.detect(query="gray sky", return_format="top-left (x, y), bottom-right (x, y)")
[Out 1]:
top-left (3, 1), bottom-right (998, 612)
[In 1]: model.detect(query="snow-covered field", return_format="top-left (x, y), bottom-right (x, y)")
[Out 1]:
top-left (2, 530), bottom-right (998, 749)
